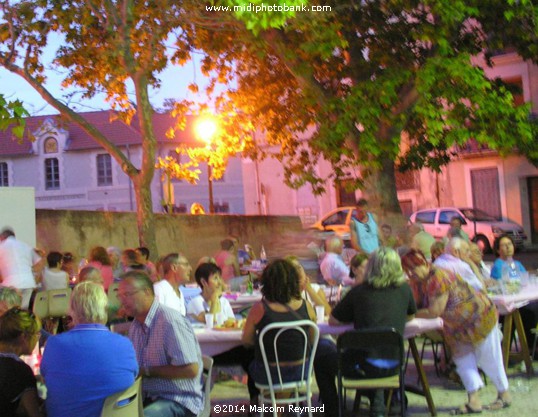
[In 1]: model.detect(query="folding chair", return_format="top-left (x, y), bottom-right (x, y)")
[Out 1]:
top-left (337, 327), bottom-right (405, 417)
top-left (48, 288), bottom-right (72, 318)
top-left (255, 320), bottom-right (320, 417)
top-left (100, 377), bottom-right (142, 417)
top-left (199, 355), bottom-right (214, 417)
top-left (32, 291), bottom-right (49, 320)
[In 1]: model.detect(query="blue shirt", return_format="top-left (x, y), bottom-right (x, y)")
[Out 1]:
top-left (352, 213), bottom-right (379, 254)
top-left (41, 324), bottom-right (138, 417)
top-left (490, 258), bottom-right (526, 280)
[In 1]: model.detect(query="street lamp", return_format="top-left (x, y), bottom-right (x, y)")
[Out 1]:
top-left (194, 116), bottom-right (218, 214)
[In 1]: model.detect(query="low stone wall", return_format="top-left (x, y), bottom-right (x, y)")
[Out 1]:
top-left (36, 209), bottom-right (315, 266)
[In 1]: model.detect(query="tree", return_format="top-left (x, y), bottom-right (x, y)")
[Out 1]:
top-left (199, 0), bottom-right (538, 218)
top-left (0, 94), bottom-right (28, 137)
top-left (0, 0), bottom-right (213, 255)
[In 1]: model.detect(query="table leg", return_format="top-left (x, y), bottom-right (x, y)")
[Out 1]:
top-left (501, 313), bottom-right (513, 372)
top-left (407, 337), bottom-right (437, 416)
top-left (513, 309), bottom-right (534, 376)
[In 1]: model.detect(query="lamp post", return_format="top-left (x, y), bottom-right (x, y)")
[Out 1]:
top-left (195, 117), bottom-right (218, 214)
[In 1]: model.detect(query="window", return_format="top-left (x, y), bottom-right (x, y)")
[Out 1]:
top-left (439, 210), bottom-right (464, 225)
top-left (0, 162), bottom-right (8, 186)
top-left (44, 137), bottom-right (58, 154)
top-left (45, 158), bottom-right (60, 190)
top-left (97, 154), bottom-right (113, 186)
top-left (415, 210), bottom-right (435, 224)
top-left (322, 209), bottom-right (349, 227)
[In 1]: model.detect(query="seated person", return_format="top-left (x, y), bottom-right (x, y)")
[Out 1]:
top-left (78, 266), bottom-right (104, 286)
top-left (314, 247), bottom-right (416, 417)
top-left (490, 234), bottom-right (526, 280)
top-left (349, 253), bottom-right (369, 286)
top-left (320, 236), bottom-right (352, 286)
top-left (214, 238), bottom-right (241, 282)
top-left (242, 259), bottom-right (317, 385)
top-left (41, 282), bottom-right (138, 417)
top-left (87, 246), bottom-right (114, 291)
top-left (187, 263), bottom-right (235, 324)
top-left (0, 307), bottom-right (43, 417)
top-left (189, 263), bottom-right (258, 404)
top-left (286, 256), bottom-right (331, 316)
top-left (41, 251), bottom-right (69, 291)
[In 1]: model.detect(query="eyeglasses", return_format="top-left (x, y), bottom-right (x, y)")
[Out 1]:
top-left (118, 289), bottom-right (143, 298)
top-left (364, 223), bottom-right (371, 233)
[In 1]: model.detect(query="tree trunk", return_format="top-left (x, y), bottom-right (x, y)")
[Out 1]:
top-left (132, 174), bottom-right (158, 258)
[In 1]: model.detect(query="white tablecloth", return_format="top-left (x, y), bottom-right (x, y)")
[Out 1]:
top-left (195, 317), bottom-right (444, 357)
top-left (490, 283), bottom-right (538, 315)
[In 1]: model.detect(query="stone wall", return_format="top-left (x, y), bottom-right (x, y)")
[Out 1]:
top-left (36, 209), bottom-right (315, 266)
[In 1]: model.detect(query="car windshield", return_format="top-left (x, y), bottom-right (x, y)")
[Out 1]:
top-left (460, 208), bottom-right (498, 222)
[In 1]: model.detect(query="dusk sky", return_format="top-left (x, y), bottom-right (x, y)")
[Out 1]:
top-left (0, 36), bottom-right (214, 117)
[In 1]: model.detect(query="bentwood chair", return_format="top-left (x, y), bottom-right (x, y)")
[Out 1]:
top-left (199, 355), bottom-right (215, 417)
top-left (337, 328), bottom-right (405, 417)
top-left (100, 377), bottom-right (143, 417)
top-left (255, 320), bottom-right (320, 417)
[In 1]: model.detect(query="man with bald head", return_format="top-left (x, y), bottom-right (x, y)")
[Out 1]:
top-left (433, 237), bottom-right (485, 290)
top-left (320, 236), bottom-right (353, 286)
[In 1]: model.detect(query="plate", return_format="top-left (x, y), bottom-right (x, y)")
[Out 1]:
top-left (212, 326), bottom-right (242, 332)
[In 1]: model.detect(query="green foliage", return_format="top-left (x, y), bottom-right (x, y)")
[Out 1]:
top-left (0, 95), bottom-right (29, 139)
top-left (196, 0), bottom-right (537, 208)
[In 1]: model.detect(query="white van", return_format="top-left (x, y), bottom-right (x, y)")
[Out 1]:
top-left (409, 207), bottom-right (527, 253)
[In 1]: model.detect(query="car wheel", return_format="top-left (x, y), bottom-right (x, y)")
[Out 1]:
top-left (474, 235), bottom-right (491, 254)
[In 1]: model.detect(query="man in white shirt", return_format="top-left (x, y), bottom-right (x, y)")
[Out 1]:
top-left (0, 228), bottom-right (42, 309)
top-left (153, 253), bottom-right (191, 316)
top-left (320, 236), bottom-right (353, 286)
top-left (433, 237), bottom-right (485, 291)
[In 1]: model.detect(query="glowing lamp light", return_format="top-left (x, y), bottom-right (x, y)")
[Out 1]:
top-left (195, 117), bottom-right (218, 145)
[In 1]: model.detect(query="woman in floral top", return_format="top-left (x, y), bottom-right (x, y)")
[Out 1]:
top-left (402, 250), bottom-right (511, 415)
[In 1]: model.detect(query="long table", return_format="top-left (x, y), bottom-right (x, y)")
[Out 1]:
top-left (195, 317), bottom-right (443, 416)
top-left (490, 283), bottom-right (538, 375)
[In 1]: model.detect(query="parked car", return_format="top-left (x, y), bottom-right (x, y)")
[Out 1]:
top-left (309, 206), bottom-right (356, 242)
top-left (409, 207), bottom-right (527, 253)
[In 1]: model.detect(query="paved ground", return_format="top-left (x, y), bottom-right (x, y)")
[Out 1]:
top-left (209, 342), bottom-right (538, 416)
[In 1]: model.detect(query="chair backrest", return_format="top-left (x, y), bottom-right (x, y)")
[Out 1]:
top-left (199, 355), bottom-right (214, 417)
top-left (336, 327), bottom-right (404, 379)
top-left (48, 288), bottom-right (72, 318)
top-left (100, 377), bottom-right (142, 417)
top-left (32, 291), bottom-right (49, 320)
top-left (258, 319), bottom-right (320, 388)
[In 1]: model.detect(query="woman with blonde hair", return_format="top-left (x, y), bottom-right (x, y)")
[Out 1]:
top-left (315, 247), bottom-right (416, 417)
top-left (41, 282), bottom-right (138, 417)
top-left (0, 307), bottom-right (43, 417)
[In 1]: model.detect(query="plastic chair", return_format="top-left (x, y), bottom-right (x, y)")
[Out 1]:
top-left (199, 355), bottom-right (214, 417)
top-left (337, 328), bottom-right (405, 417)
top-left (48, 288), bottom-right (72, 317)
top-left (32, 291), bottom-right (49, 319)
top-left (100, 377), bottom-right (142, 417)
top-left (255, 320), bottom-right (320, 417)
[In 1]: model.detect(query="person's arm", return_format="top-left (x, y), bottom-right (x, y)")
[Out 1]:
top-left (328, 313), bottom-right (345, 326)
top-left (350, 222), bottom-right (362, 252)
top-left (17, 389), bottom-right (44, 417)
top-left (416, 293), bottom-right (448, 318)
top-left (304, 280), bottom-right (331, 315)
top-left (242, 301), bottom-right (264, 347)
top-left (225, 253), bottom-right (240, 277)
top-left (144, 363), bottom-right (199, 379)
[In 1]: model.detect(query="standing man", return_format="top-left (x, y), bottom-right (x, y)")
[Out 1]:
top-left (154, 252), bottom-right (192, 316)
top-left (350, 198), bottom-right (380, 255)
top-left (118, 271), bottom-right (203, 417)
top-left (0, 228), bottom-right (43, 309)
